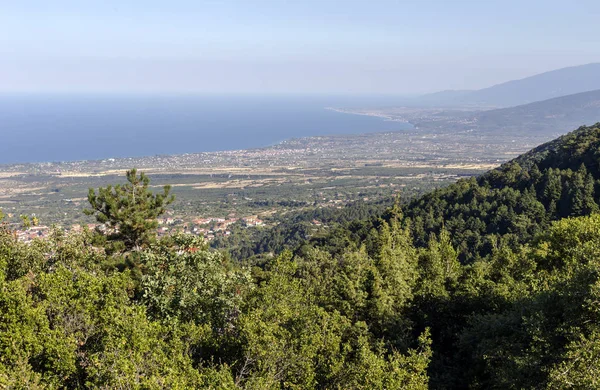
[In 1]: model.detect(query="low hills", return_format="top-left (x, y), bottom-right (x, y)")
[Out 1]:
top-left (469, 88), bottom-right (600, 135)
top-left (412, 89), bottom-right (600, 137)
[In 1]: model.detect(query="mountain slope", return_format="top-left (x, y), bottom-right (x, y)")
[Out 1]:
top-left (419, 63), bottom-right (600, 107)
top-left (403, 122), bottom-right (600, 260)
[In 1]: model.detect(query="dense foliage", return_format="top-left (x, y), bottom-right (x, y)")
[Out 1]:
top-left (3, 123), bottom-right (600, 388)
top-left (0, 221), bottom-right (432, 388)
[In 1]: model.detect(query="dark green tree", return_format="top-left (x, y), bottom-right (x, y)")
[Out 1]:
top-left (84, 169), bottom-right (174, 252)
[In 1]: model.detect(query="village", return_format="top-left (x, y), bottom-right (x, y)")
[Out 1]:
top-left (11, 213), bottom-right (269, 243)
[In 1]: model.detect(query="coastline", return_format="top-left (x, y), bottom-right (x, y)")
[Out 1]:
top-left (325, 107), bottom-right (411, 124)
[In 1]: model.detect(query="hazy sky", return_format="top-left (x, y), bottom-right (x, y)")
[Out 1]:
top-left (1, 0), bottom-right (599, 94)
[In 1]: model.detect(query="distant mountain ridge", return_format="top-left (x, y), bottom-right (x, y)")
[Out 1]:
top-left (419, 63), bottom-right (600, 108)
top-left (413, 89), bottom-right (600, 136)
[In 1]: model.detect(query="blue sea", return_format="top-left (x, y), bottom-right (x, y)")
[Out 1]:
top-left (0, 94), bottom-right (412, 164)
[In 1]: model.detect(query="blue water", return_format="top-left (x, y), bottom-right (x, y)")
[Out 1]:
top-left (0, 94), bottom-right (412, 164)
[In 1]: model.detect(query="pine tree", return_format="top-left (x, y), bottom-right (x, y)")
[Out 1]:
top-left (583, 172), bottom-right (599, 215)
top-left (85, 169), bottom-right (174, 252)
top-left (543, 168), bottom-right (562, 215)
top-left (529, 163), bottom-right (542, 186)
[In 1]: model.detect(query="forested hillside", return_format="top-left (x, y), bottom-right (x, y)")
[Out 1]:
top-left (3, 123), bottom-right (600, 388)
top-left (404, 122), bottom-right (600, 261)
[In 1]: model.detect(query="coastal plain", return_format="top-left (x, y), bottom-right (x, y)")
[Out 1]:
top-left (0, 124), bottom-right (552, 228)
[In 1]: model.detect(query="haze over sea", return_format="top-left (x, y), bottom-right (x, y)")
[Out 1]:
top-left (0, 94), bottom-right (412, 165)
